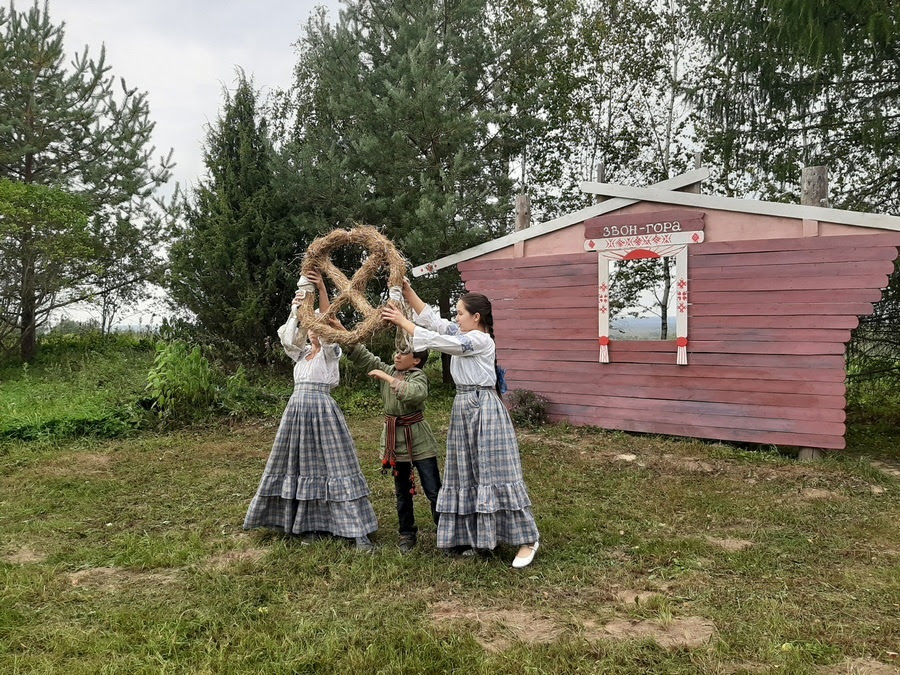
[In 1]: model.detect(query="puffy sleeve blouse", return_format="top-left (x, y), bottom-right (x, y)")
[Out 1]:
top-left (277, 312), bottom-right (341, 388)
top-left (411, 305), bottom-right (496, 387)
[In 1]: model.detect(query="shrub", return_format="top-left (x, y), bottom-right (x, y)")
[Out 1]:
top-left (145, 341), bottom-right (219, 420)
top-left (506, 389), bottom-right (550, 428)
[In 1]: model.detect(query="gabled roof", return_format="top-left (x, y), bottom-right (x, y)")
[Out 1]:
top-left (411, 168), bottom-right (900, 276)
top-left (411, 168), bottom-right (709, 276)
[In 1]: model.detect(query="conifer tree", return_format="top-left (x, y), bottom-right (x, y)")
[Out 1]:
top-left (277, 0), bottom-right (555, 377)
top-left (168, 73), bottom-right (302, 359)
top-left (0, 1), bottom-right (172, 360)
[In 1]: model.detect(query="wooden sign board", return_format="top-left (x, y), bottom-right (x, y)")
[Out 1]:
top-left (584, 209), bottom-right (705, 240)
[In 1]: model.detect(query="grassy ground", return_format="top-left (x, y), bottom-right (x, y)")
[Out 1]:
top-left (1, 336), bottom-right (899, 673)
top-left (2, 405), bottom-right (899, 673)
top-left (0, 334), bottom-right (154, 440)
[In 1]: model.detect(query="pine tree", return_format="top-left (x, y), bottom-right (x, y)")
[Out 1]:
top-left (168, 73), bottom-right (302, 360)
top-left (276, 0), bottom-right (555, 378)
top-left (0, 1), bottom-right (173, 360)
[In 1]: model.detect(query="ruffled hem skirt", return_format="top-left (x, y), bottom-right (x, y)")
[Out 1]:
top-left (243, 383), bottom-right (377, 537)
top-left (436, 387), bottom-right (539, 549)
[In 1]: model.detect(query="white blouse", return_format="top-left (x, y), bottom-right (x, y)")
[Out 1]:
top-left (277, 313), bottom-right (342, 388)
top-left (411, 305), bottom-right (496, 387)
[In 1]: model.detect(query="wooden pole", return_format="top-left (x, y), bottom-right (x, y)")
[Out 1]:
top-left (515, 193), bottom-right (531, 232)
top-left (801, 165), bottom-right (829, 208)
top-left (683, 152), bottom-right (703, 193)
top-left (594, 163), bottom-right (606, 205)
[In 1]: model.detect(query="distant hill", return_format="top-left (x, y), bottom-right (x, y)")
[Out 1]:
top-left (609, 316), bottom-right (676, 341)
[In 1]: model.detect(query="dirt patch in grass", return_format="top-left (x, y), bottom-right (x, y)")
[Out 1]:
top-left (870, 461), bottom-right (900, 479)
top-left (817, 657), bottom-right (900, 674)
top-left (798, 488), bottom-right (847, 501)
top-left (2, 546), bottom-right (47, 564)
top-left (203, 548), bottom-right (267, 569)
top-left (66, 566), bottom-right (178, 589)
top-left (613, 590), bottom-right (661, 605)
top-left (39, 452), bottom-right (111, 476)
top-left (706, 536), bottom-right (753, 551)
top-left (671, 458), bottom-right (718, 474)
top-left (586, 616), bottom-right (716, 649)
top-left (430, 600), bottom-right (716, 652)
top-left (430, 600), bottom-right (563, 652)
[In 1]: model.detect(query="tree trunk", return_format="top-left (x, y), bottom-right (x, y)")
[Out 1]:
top-left (438, 287), bottom-right (453, 384)
top-left (659, 257), bottom-right (671, 340)
top-left (21, 153), bottom-right (37, 361)
top-left (20, 253), bottom-right (37, 362)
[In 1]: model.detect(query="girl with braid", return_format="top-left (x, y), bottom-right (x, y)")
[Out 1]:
top-left (382, 279), bottom-right (540, 568)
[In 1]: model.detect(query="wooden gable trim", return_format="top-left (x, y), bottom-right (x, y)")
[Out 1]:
top-left (410, 168), bottom-right (710, 276)
top-left (579, 182), bottom-right (900, 231)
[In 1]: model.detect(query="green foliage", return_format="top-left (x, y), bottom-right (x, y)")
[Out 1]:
top-left (506, 388), bottom-right (550, 428)
top-left (0, 330), bottom-right (154, 441)
top-left (847, 262), bottom-right (900, 422)
top-left (275, 0), bottom-right (557, 327)
top-left (0, 409), bottom-right (136, 442)
top-left (168, 73), bottom-right (304, 361)
top-left (0, 2), bottom-right (173, 360)
top-left (520, 0), bottom-right (701, 221)
top-left (331, 385), bottom-right (383, 418)
top-left (0, 178), bottom-right (92, 352)
top-left (690, 0), bottom-right (900, 212)
top-left (145, 342), bottom-right (219, 420)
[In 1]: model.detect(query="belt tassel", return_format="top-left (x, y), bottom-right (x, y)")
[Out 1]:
top-left (383, 411), bottom-right (425, 496)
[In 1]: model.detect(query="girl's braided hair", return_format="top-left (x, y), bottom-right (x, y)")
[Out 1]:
top-left (460, 292), bottom-right (507, 396)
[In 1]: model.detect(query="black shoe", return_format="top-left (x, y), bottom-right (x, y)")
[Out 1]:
top-left (398, 534), bottom-right (417, 553)
top-left (354, 535), bottom-right (376, 552)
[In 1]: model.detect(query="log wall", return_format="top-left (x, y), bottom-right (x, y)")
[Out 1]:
top-left (459, 232), bottom-right (900, 449)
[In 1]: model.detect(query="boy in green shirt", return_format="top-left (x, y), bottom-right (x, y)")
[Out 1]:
top-left (347, 343), bottom-right (442, 552)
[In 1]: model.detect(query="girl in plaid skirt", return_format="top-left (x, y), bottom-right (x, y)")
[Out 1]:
top-left (244, 271), bottom-right (377, 550)
top-left (382, 280), bottom-right (539, 568)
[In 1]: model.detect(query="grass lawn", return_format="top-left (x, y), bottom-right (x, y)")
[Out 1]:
top-left (0, 335), bottom-right (156, 440)
top-left (2, 394), bottom-right (899, 674)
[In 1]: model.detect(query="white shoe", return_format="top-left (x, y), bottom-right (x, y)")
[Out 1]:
top-left (511, 540), bottom-right (539, 568)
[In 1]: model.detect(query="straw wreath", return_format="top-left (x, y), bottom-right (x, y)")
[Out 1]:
top-left (297, 225), bottom-right (411, 348)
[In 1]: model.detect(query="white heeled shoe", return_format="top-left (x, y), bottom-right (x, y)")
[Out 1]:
top-left (511, 540), bottom-right (539, 569)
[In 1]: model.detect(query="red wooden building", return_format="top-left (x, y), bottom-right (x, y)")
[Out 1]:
top-left (412, 169), bottom-right (900, 450)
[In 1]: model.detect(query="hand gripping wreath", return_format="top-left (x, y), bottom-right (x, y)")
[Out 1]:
top-left (296, 225), bottom-right (411, 348)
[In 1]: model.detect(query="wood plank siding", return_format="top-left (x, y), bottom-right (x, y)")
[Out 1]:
top-left (459, 232), bottom-right (900, 450)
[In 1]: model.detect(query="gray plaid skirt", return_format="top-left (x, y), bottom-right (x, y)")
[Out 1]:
top-left (243, 382), bottom-right (377, 537)
top-left (436, 385), bottom-right (539, 549)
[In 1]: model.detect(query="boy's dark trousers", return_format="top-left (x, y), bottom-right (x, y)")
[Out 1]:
top-left (393, 457), bottom-right (441, 536)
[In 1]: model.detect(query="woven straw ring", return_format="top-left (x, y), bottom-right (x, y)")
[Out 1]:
top-left (297, 225), bottom-right (410, 348)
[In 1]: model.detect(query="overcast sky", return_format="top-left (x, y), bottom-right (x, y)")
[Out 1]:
top-left (48, 0), bottom-right (342, 196)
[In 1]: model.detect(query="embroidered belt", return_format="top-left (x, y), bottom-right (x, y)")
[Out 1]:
top-left (383, 410), bottom-right (425, 495)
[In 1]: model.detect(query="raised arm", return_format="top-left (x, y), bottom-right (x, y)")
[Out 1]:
top-left (306, 270), bottom-right (329, 314)
top-left (278, 291), bottom-right (309, 362)
top-left (411, 327), bottom-right (494, 357)
top-left (401, 278), bottom-right (425, 314)
top-left (382, 305), bottom-right (417, 337)
top-left (347, 343), bottom-right (390, 373)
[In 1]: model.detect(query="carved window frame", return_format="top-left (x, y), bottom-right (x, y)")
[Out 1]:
top-left (583, 210), bottom-right (706, 365)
